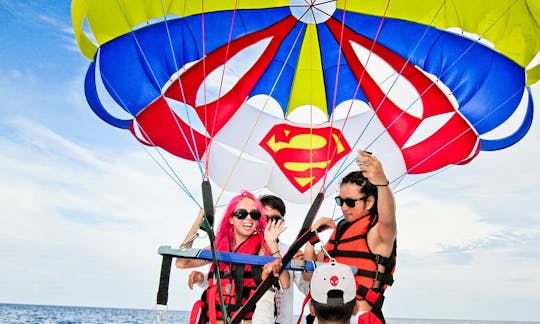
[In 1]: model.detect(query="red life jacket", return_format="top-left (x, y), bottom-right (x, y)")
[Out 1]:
top-left (324, 215), bottom-right (396, 323)
top-left (192, 235), bottom-right (263, 323)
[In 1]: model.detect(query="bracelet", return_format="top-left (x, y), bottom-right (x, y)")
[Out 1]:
top-left (372, 180), bottom-right (389, 187)
top-left (271, 250), bottom-right (280, 256)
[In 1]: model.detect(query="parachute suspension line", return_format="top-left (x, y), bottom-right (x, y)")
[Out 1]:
top-left (332, 0), bottom-right (445, 177)
top-left (323, 0), bottom-right (394, 191)
top-left (359, 0), bottom-right (521, 153)
top-left (111, 0), bottom-right (163, 92)
top-left (140, 144), bottom-right (200, 207)
top-left (98, 71), bottom-right (202, 204)
top-left (207, 1), bottom-right (240, 181)
top-left (392, 165), bottom-right (453, 194)
top-left (200, 180), bottom-right (230, 324)
top-left (329, 0), bottom-right (516, 191)
top-left (109, 0), bottom-right (207, 178)
top-left (213, 21), bottom-right (309, 205)
top-left (374, 0), bottom-right (522, 145)
top-left (156, 0), bottom-right (206, 171)
top-left (199, 1), bottom-right (213, 180)
top-left (318, 1), bottom-right (350, 194)
top-left (195, 4), bottom-right (230, 315)
top-left (394, 86), bottom-right (526, 187)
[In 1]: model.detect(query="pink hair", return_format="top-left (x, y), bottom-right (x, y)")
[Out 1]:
top-left (215, 190), bottom-right (269, 254)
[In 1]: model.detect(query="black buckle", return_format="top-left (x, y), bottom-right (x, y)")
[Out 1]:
top-left (373, 270), bottom-right (383, 282)
top-left (374, 254), bottom-right (384, 265)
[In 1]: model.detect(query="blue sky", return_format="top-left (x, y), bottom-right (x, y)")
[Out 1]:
top-left (1, 1), bottom-right (539, 322)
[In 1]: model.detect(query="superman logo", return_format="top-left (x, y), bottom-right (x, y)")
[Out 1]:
top-left (260, 124), bottom-right (351, 193)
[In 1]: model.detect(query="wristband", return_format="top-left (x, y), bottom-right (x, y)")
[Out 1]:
top-left (372, 180), bottom-right (389, 187)
top-left (271, 250), bottom-right (280, 256)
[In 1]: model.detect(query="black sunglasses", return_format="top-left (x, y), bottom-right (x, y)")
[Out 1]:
top-left (233, 208), bottom-right (262, 221)
top-left (266, 215), bottom-right (283, 223)
top-left (335, 196), bottom-right (368, 208)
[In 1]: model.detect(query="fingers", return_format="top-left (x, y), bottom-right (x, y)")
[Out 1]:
top-left (356, 150), bottom-right (388, 183)
top-left (188, 272), bottom-right (195, 290)
top-left (293, 250), bottom-right (304, 260)
top-left (314, 217), bottom-right (336, 230)
top-left (188, 271), bottom-right (203, 290)
top-left (267, 219), bottom-right (287, 234)
top-left (262, 259), bottom-right (283, 280)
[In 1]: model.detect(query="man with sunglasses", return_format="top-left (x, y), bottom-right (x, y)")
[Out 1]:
top-left (303, 150), bottom-right (397, 324)
top-left (252, 194), bottom-right (310, 324)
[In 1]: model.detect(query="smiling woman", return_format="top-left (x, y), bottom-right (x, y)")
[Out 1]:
top-left (174, 190), bottom-right (290, 323)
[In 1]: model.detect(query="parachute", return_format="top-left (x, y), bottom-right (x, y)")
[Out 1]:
top-left (71, 0), bottom-right (539, 204)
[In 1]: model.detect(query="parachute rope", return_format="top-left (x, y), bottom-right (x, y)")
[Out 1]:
top-left (158, 0), bottom-right (206, 172)
top-left (327, 0), bottom-right (529, 192)
top-left (214, 16), bottom-right (310, 206)
top-left (105, 0), bottom-right (208, 183)
top-left (324, 0), bottom-right (396, 189)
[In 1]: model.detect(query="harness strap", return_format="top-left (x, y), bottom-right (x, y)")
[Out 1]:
top-left (234, 265), bottom-right (244, 310)
top-left (207, 285), bottom-right (218, 324)
top-left (190, 299), bottom-right (205, 324)
top-left (328, 233), bottom-right (366, 245)
top-left (329, 251), bottom-right (394, 269)
top-left (356, 285), bottom-right (385, 310)
top-left (354, 269), bottom-right (394, 286)
top-left (156, 255), bottom-right (172, 306)
top-left (297, 293), bottom-right (312, 324)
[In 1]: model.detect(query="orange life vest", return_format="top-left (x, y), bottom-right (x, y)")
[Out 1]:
top-left (324, 215), bottom-right (396, 322)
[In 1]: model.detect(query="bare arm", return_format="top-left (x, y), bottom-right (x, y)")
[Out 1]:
top-left (357, 150), bottom-right (397, 251)
top-left (175, 209), bottom-right (211, 269)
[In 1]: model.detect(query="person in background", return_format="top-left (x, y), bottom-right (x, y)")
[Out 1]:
top-left (304, 150), bottom-right (397, 324)
top-left (310, 261), bottom-right (358, 324)
top-left (251, 195), bottom-right (310, 324)
top-left (176, 190), bottom-right (289, 323)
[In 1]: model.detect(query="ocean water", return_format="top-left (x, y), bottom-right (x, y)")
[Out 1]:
top-left (0, 303), bottom-right (537, 324)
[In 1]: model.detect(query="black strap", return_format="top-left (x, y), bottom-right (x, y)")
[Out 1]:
top-left (328, 250), bottom-right (395, 269)
top-left (327, 233), bottom-right (366, 245)
top-left (156, 255), bottom-right (172, 306)
top-left (356, 285), bottom-right (385, 310)
top-left (233, 265), bottom-right (244, 309)
top-left (354, 269), bottom-right (394, 286)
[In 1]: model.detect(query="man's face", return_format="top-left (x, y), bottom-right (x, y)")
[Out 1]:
top-left (338, 183), bottom-right (373, 223)
top-left (263, 205), bottom-right (283, 223)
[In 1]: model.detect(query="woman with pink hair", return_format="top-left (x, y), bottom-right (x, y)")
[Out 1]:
top-left (176, 190), bottom-right (289, 323)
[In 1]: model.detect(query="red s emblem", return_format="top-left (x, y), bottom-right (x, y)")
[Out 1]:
top-left (260, 124), bottom-right (351, 193)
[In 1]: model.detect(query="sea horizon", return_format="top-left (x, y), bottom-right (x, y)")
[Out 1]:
top-left (1, 303), bottom-right (537, 324)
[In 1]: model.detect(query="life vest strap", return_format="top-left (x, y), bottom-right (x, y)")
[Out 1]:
top-left (234, 264), bottom-right (245, 309)
top-left (190, 299), bottom-right (205, 324)
top-left (207, 286), bottom-right (219, 324)
top-left (354, 269), bottom-right (394, 286)
top-left (328, 233), bottom-right (366, 245)
top-left (356, 285), bottom-right (385, 310)
top-left (329, 250), bottom-right (374, 260)
top-left (329, 250), bottom-right (394, 268)
top-left (374, 254), bottom-right (395, 269)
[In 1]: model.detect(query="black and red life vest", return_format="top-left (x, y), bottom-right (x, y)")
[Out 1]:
top-left (324, 215), bottom-right (396, 323)
top-left (191, 235), bottom-right (263, 324)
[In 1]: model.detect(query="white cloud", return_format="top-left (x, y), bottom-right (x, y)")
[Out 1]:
top-left (0, 116), bottom-right (203, 308)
